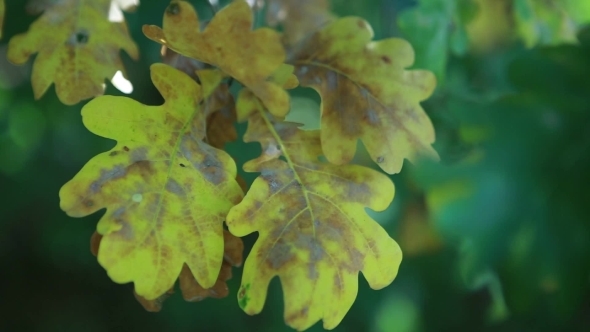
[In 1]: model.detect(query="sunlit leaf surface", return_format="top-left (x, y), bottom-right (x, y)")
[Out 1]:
top-left (60, 64), bottom-right (243, 300)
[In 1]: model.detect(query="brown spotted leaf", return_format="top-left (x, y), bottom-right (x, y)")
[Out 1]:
top-left (59, 63), bottom-right (243, 300)
top-left (143, 0), bottom-right (291, 116)
top-left (226, 89), bottom-right (401, 330)
top-left (293, 17), bottom-right (439, 174)
top-left (7, 0), bottom-right (139, 105)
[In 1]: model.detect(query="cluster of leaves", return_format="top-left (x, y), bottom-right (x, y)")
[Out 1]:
top-left (4, 0), bottom-right (588, 330)
top-left (390, 1), bottom-right (590, 328)
top-left (2, 0), bottom-right (440, 330)
top-left (399, 0), bottom-right (590, 82)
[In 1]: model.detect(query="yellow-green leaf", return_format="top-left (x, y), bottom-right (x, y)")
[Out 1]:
top-left (59, 64), bottom-right (243, 300)
top-left (227, 89), bottom-right (401, 331)
top-left (7, 0), bottom-right (139, 105)
top-left (293, 17), bottom-right (438, 174)
top-left (91, 228), bottom-right (244, 311)
top-left (143, 0), bottom-right (291, 117)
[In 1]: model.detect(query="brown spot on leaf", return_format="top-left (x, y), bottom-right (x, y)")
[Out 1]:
top-left (134, 289), bottom-right (174, 312)
top-left (325, 70), bottom-right (338, 91)
top-left (166, 2), bottom-right (181, 15)
top-left (198, 153), bottom-right (225, 185)
top-left (347, 248), bottom-right (365, 271)
top-left (285, 305), bottom-right (311, 325)
top-left (333, 273), bottom-right (343, 291)
top-left (129, 160), bottom-right (154, 177)
top-left (165, 179), bottom-right (185, 196)
top-left (381, 55), bottom-right (391, 64)
top-left (267, 241), bottom-right (295, 270)
top-left (130, 147), bottom-right (149, 163)
top-left (90, 232), bottom-right (102, 256)
top-left (66, 29), bottom-right (90, 46)
top-left (365, 109), bottom-right (379, 125)
top-left (90, 164), bottom-right (126, 193)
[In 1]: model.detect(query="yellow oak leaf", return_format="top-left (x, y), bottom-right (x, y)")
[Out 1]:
top-left (7, 0), bottom-right (139, 105)
top-left (265, 0), bottom-right (335, 47)
top-left (227, 89), bottom-right (402, 331)
top-left (59, 63), bottom-right (243, 300)
top-left (0, 0), bottom-right (4, 39)
top-left (292, 17), bottom-right (438, 174)
top-left (142, 0), bottom-right (291, 117)
top-left (91, 229), bottom-right (244, 311)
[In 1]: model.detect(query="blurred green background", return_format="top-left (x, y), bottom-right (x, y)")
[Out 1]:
top-left (1, 0), bottom-right (589, 331)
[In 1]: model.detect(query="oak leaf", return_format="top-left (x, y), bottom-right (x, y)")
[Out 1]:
top-left (226, 89), bottom-right (402, 330)
top-left (293, 17), bottom-right (438, 174)
top-left (143, 0), bottom-right (291, 116)
top-left (7, 0), bottom-right (139, 105)
top-left (59, 63), bottom-right (243, 300)
top-left (90, 229), bottom-right (244, 311)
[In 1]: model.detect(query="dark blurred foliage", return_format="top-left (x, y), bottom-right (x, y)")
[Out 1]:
top-left (1, 0), bottom-right (589, 331)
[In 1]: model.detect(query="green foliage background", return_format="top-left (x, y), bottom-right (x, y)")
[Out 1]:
top-left (1, 0), bottom-right (589, 331)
